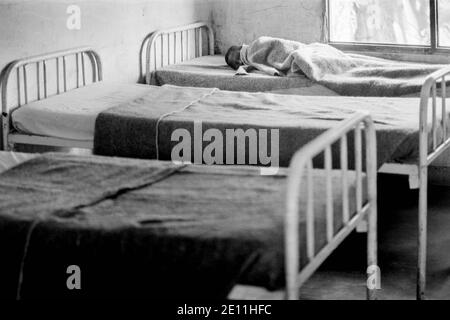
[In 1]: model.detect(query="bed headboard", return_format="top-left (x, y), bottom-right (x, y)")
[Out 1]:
top-left (144, 22), bottom-right (215, 84)
top-left (0, 47), bottom-right (102, 149)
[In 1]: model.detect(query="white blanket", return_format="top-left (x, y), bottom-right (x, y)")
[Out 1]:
top-left (242, 37), bottom-right (448, 96)
top-left (11, 82), bottom-right (153, 141)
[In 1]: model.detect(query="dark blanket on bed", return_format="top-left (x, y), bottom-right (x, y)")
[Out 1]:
top-left (0, 153), bottom-right (363, 299)
top-left (94, 85), bottom-right (429, 168)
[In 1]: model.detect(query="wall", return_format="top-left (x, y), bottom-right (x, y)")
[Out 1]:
top-left (0, 0), bottom-right (212, 84)
top-left (209, 0), bottom-right (325, 53)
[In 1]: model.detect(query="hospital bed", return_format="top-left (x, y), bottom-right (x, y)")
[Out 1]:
top-left (0, 113), bottom-right (377, 299)
top-left (143, 22), bottom-right (336, 96)
top-left (1, 47), bottom-right (449, 299)
top-left (143, 22), bottom-right (450, 300)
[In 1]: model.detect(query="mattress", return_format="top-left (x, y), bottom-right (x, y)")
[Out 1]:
top-left (11, 83), bottom-right (446, 165)
top-left (150, 55), bottom-right (338, 95)
top-left (0, 153), bottom-right (366, 298)
top-left (95, 85), bottom-right (449, 166)
top-left (11, 82), bottom-right (154, 141)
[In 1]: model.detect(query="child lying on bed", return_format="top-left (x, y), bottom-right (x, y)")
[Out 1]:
top-left (225, 37), bottom-right (316, 77)
top-left (224, 36), bottom-right (446, 96)
top-left (225, 43), bottom-right (284, 77)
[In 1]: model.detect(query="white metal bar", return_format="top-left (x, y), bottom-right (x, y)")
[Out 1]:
top-left (36, 62), bottom-right (41, 100)
top-left (174, 32), bottom-right (177, 64)
top-left (418, 166), bottom-right (428, 300)
top-left (154, 43), bottom-right (157, 70)
top-left (432, 83), bottom-right (437, 150)
top-left (186, 30), bottom-right (190, 60)
top-left (341, 136), bottom-right (350, 223)
top-left (56, 57), bottom-right (60, 94)
top-left (63, 56), bottom-right (67, 92)
top-left (306, 160), bottom-right (315, 261)
top-left (364, 117), bottom-right (378, 300)
top-left (442, 76), bottom-right (447, 141)
top-left (81, 52), bottom-right (86, 86)
top-left (181, 31), bottom-right (184, 62)
top-left (76, 53), bottom-right (80, 88)
top-left (355, 125), bottom-right (363, 214)
top-left (418, 71), bottom-right (433, 300)
top-left (16, 68), bottom-right (21, 107)
top-left (22, 65), bottom-right (28, 104)
top-left (325, 146), bottom-right (334, 242)
top-left (161, 36), bottom-right (164, 68)
top-left (90, 50), bottom-right (102, 82)
top-left (199, 28), bottom-right (203, 56)
top-left (167, 34), bottom-right (171, 65)
top-left (285, 113), bottom-right (378, 300)
top-left (194, 29), bottom-right (198, 57)
top-left (43, 60), bottom-right (48, 98)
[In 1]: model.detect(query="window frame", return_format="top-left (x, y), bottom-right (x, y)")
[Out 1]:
top-left (326, 0), bottom-right (450, 54)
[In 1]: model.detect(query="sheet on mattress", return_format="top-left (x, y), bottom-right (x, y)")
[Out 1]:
top-left (94, 85), bottom-right (448, 167)
top-left (0, 153), bottom-right (365, 298)
top-left (11, 82), bottom-right (154, 141)
top-left (0, 151), bottom-right (38, 174)
top-left (150, 55), bottom-right (338, 95)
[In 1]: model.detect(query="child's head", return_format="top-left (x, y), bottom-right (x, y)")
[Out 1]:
top-left (225, 45), bottom-right (243, 70)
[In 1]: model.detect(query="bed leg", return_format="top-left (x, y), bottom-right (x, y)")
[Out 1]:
top-left (366, 205), bottom-right (378, 300)
top-left (408, 173), bottom-right (420, 189)
top-left (2, 115), bottom-right (8, 151)
top-left (417, 166), bottom-right (428, 300)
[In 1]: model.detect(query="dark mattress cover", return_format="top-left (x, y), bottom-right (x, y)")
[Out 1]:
top-left (94, 85), bottom-right (445, 168)
top-left (150, 55), bottom-right (324, 93)
top-left (0, 153), bottom-right (365, 299)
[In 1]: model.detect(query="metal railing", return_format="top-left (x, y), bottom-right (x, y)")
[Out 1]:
top-left (0, 47), bottom-right (102, 150)
top-left (145, 22), bottom-right (215, 84)
top-left (285, 113), bottom-right (378, 300)
top-left (416, 65), bottom-right (450, 299)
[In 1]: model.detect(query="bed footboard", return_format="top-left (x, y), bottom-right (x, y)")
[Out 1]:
top-left (0, 47), bottom-right (103, 150)
top-left (416, 65), bottom-right (450, 299)
top-left (285, 113), bottom-right (378, 300)
top-left (371, 65), bottom-right (450, 300)
top-left (144, 22), bottom-right (215, 84)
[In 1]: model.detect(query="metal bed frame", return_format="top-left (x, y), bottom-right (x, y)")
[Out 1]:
top-left (284, 112), bottom-right (378, 300)
top-left (0, 115), bottom-right (376, 300)
top-left (1, 44), bottom-right (450, 298)
top-left (144, 22), bottom-right (215, 85)
top-left (144, 22), bottom-right (450, 299)
top-left (0, 47), bottom-right (102, 151)
top-left (378, 67), bottom-right (450, 299)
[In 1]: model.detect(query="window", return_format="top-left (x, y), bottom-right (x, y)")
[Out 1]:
top-left (327, 0), bottom-right (450, 52)
top-left (438, 0), bottom-right (450, 47)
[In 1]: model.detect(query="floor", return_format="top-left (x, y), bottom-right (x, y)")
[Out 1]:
top-left (231, 174), bottom-right (450, 300)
